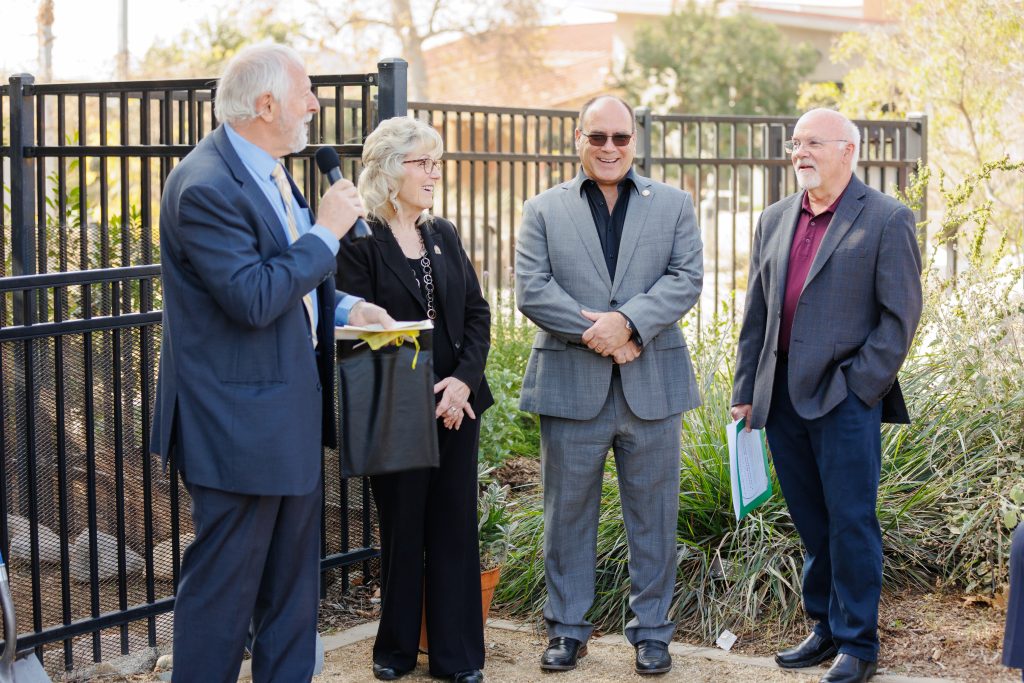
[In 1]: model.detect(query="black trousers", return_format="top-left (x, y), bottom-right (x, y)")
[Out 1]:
top-left (172, 481), bottom-right (322, 683)
top-left (370, 418), bottom-right (484, 677)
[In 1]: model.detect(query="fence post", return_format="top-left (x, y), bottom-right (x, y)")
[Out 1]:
top-left (375, 58), bottom-right (408, 124)
top-left (635, 106), bottom-right (652, 178)
top-left (905, 113), bottom-right (929, 256)
top-left (766, 124), bottom-right (785, 206)
top-left (9, 74), bottom-right (37, 323)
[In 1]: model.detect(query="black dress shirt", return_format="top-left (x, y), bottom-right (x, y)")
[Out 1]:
top-left (581, 173), bottom-right (636, 280)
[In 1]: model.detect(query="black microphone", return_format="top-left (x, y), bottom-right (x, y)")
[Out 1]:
top-left (314, 146), bottom-right (372, 240)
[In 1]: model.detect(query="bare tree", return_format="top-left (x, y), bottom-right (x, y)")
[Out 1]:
top-left (307, 0), bottom-right (544, 101)
top-left (36, 0), bottom-right (54, 82)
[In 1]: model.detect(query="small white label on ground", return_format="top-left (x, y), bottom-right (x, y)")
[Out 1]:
top-left (716, 629), bottom-right (738, 651)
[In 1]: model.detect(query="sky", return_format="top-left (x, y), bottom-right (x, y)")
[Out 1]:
top-left (0, 0), bottom-right (614, 82)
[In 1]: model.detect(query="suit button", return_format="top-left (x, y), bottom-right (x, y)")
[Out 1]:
top-left (454, 341), bottom-right (461, 349)
top-left (773, 350), bottom-right (777, 357)
top-left (315, 382), bottom-right (322, 392)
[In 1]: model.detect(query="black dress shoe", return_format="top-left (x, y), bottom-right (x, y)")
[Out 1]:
top-left (451, 670), bottom-right (484, 683)
top-left (372, 663), bottom-right (407, 680)
top-left (634, 639), bottom-right (672, 675)
top-left (775, 632), bottom-right (838, 668)
top-left (820, 654), bottom-right (877, 683)
top-left (540, 636), bottom-right (588, 671)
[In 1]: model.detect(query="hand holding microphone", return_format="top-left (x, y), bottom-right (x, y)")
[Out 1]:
top-left (314, 147), bottom-right (373, 240)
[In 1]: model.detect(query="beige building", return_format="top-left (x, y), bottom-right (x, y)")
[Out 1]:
top-left (420, 0), bottom-right (894, 108)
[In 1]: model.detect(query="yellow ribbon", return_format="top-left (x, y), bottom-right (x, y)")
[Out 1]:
top-left (356, 330), bottom-right (422, 369)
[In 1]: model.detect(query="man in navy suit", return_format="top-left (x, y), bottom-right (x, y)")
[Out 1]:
top-left (151, 44), bottom-right (392, 682)
top-left (732, 109), bottom-right (922, 683)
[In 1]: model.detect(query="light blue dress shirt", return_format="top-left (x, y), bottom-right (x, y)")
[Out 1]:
top-left (223, 123), bottom-right (360, 327)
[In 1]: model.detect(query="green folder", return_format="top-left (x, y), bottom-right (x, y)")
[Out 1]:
top-left (727, 418), bottom-right (772, 521)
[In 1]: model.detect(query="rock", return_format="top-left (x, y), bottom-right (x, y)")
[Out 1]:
top-left (70, 530), bottom-right (143, 582)
top-left (152, 533), bottom-right (194, 581)
top-left (154, 653), bottom-right (174, 672)
top-left (6, 514), bottom-right (30, 538)
top-left (9, 523), bottom-right (62, 564)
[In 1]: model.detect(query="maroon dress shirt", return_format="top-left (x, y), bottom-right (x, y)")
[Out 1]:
top-left (778, 189), bottom-right (846, 354)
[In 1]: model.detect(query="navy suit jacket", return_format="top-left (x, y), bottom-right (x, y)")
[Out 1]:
top-left (151, 125), bottom-right (344, 496)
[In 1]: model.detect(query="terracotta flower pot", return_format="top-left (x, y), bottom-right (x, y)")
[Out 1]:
top-left (419, 565), bottom-right (502, 653)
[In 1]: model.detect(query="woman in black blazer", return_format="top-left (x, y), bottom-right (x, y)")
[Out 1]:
top-left (336, 116), bottom-right (492, 683)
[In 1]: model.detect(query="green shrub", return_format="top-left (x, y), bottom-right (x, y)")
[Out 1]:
top-left (479, 296), bottom-right (540, 465)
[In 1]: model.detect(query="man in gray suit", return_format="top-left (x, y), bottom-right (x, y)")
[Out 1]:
top-left (515, 95), bottom-right (703, 676)
top-left (732, 109), bottom-right (922, 683)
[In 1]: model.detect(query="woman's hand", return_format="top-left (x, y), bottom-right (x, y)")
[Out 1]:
top-left (434, 376), bottom-right (476, 430)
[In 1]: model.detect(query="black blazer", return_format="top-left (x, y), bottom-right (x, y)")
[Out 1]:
top-left (335, 216), bottom-right (493, 413)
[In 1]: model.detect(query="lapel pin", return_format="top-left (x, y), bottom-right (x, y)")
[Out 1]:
top-left (434, 245), bottom-right (442, 255)
top-left (641, 189), bottom-right (651, 197)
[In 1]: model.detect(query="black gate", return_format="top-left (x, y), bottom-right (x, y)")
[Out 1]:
top-left (0, 59), bottom-right (407, 674)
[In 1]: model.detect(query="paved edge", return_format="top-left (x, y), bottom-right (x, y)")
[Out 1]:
top-left (311, 618), bottom-right (962, 683)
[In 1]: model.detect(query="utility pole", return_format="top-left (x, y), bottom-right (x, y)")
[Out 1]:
top-left (36, 0), bottom-right (54, 82)
top-left (117, 0), bottom-right (129, 79)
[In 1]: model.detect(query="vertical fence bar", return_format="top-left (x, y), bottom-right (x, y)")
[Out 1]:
top-left (9, 75), bottom-right (37, 315)
top-left (636, 106), bottom-right (652, 178)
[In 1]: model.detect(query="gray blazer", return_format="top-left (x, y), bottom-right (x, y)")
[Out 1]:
top-left (515, 172), bottom-right (704, 421)
top-left (732, 175), bottom-right (923, 430)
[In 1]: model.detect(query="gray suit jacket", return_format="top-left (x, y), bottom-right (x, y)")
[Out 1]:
top-left (732, 175), bottom-right (923, 430)
top-left (515, 172), bottom-right (704, 421)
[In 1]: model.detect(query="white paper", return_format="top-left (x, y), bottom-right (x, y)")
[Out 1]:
top-left (334, 319), bottom-right (433, 340)
top-left (716, 629), bottom-right (737, 651)
top-left (727, 418), bottom-right (772, 520)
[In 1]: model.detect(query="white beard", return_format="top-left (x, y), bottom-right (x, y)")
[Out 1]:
top-left (795, 168), bottom-right (821, 190)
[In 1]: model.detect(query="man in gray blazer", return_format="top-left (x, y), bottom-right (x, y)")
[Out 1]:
top-left (516, 95), bottom-right (703, 676)
top-left (732, 109), bottom-right (922, 683)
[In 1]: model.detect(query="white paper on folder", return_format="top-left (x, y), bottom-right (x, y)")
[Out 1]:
top-left (334, 319), bottom-right (433, 340)
top-left (726, 418), bottom-right (772, 520)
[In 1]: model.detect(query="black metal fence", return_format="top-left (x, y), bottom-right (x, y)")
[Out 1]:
top-left (0, 61), bottom-right (406, 675)
top-left (2, 55), bottom-right (927, 676)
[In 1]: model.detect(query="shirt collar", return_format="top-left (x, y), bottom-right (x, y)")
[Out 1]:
top-left (580, 168), bottom-right (639, 196)
top-left (800, 181), bottom-right (848, 216)
top-left (223, 122), bottom-right (280, 183)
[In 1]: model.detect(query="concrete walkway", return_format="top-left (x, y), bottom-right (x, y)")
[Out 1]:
top-left (257, 620), bottom-right (966, 683)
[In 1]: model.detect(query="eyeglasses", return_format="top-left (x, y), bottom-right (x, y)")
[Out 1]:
top-left (403, 158), bottom-right (442, 174)
top-left (783, 138), bottom-right (848, 153)
top-left (580, 132), bottom-right (633, 147)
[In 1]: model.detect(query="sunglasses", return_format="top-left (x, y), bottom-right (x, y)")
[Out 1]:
top-left (580, 132), bottom-right (633, 147)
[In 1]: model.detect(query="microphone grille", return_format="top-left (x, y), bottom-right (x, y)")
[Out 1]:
top-left (315, 146), bottom-right (341, 173)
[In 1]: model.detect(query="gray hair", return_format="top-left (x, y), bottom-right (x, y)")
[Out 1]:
top-left (359, 117), bottom-right (444, 222)
top-left (577, 95), bottom-right (637, 134)
top-left (841, 116), bottom-right (862, 172)
top-left (214, 44), bottom-right (305, 124)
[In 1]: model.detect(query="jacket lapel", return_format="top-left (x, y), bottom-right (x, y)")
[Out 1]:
top-left (420, 219), bottom-right (447, 314)
top-left (211, 125), bottom-right (288, 252)
top-left (560, 174), bottom-right (612, 291)
top-left (771, 194), bottom-right (802, 312)
top-left (802, 176), bottom-right (867, 291)
top-left (375, 227), bottom-right (429, 317)
top-left (611, 176), bottom-right (653, 299)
